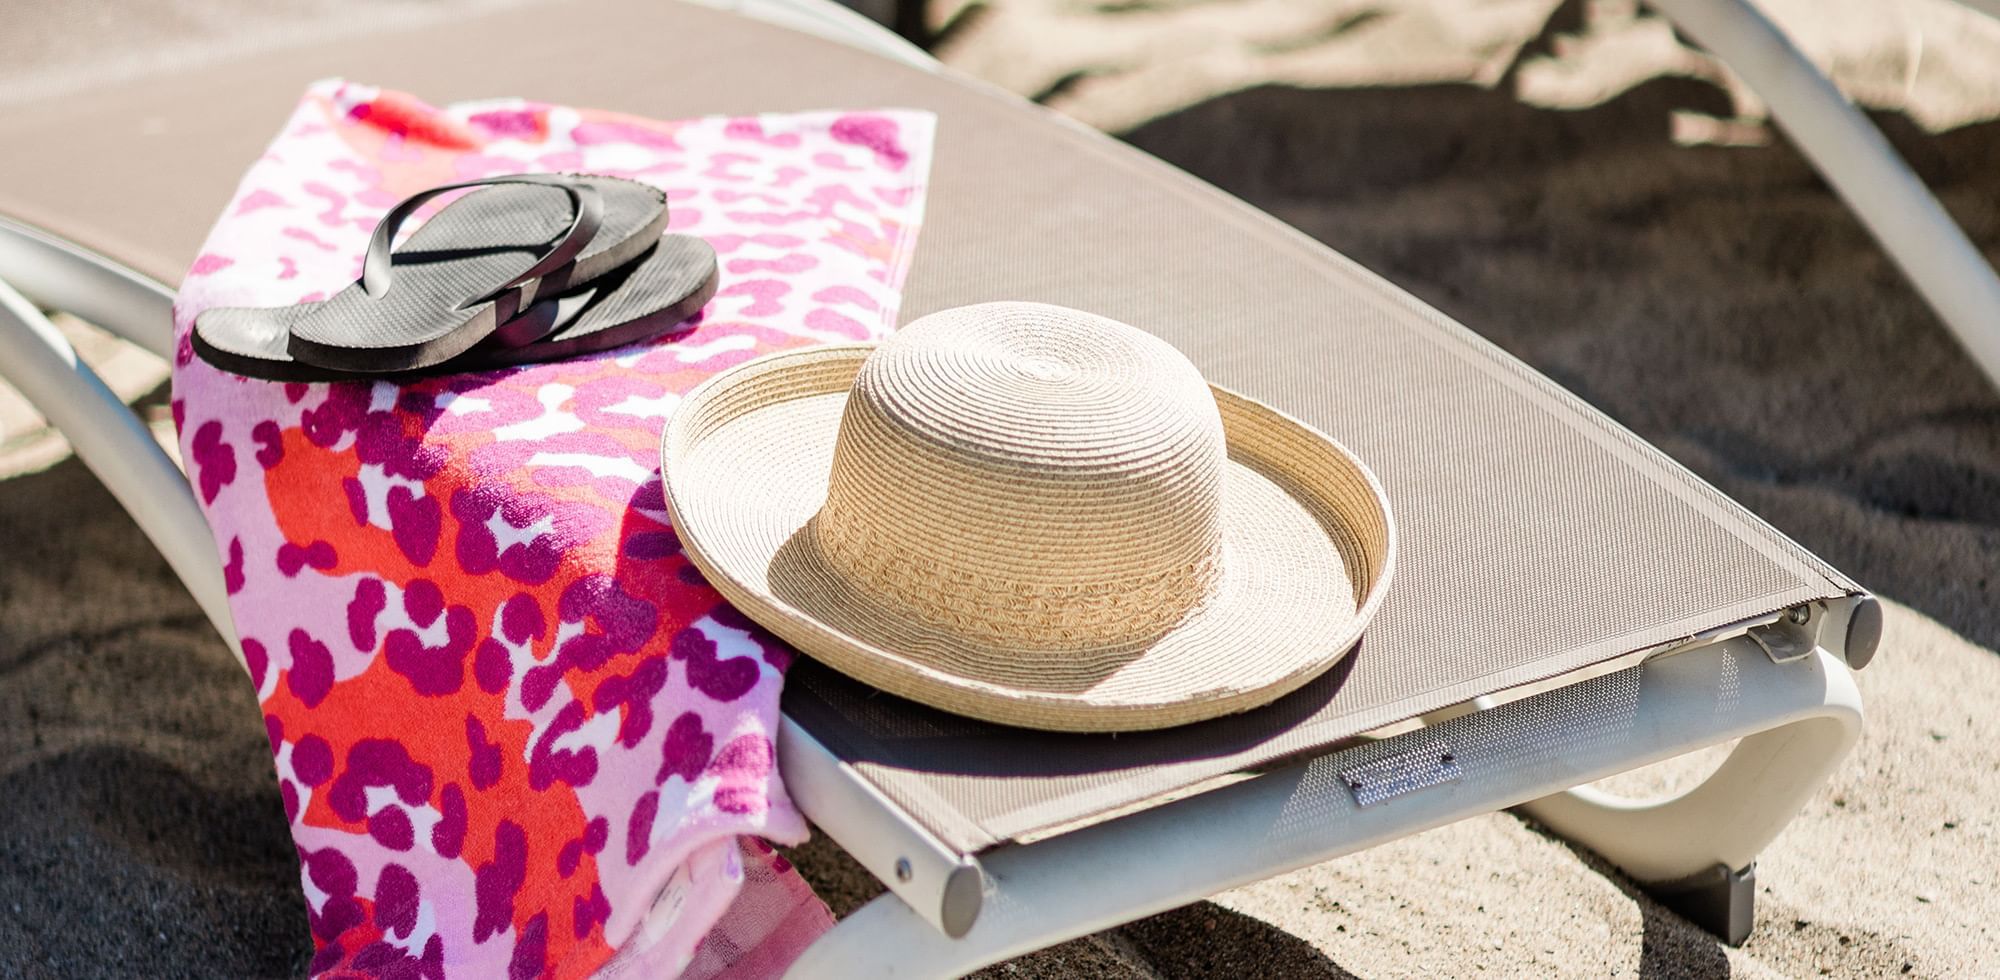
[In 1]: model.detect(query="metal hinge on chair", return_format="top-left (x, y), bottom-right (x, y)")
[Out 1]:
top-left (1748, 603), bottom-right (1822, 664)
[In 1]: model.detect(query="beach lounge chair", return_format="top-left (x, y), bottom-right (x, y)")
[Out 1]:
top-left (6, 0), bottom-right (1970, 972)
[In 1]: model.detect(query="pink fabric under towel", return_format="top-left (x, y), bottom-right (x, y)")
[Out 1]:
top-left (169, 79), bottom-right (934, 977)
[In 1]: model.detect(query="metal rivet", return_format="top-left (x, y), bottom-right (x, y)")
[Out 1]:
top-left (895, 858), bottom-right (913, 883)
top-left (1787, 605), bottom-right (1812, 625)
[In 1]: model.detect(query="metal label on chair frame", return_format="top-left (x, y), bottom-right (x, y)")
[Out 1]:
top-left (1340, 741), bottom-right (1461, 807)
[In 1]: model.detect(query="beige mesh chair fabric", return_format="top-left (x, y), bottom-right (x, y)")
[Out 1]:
top-left (664, 303), bottom-right (1395, 731)
top-left (0, 0), bottom-right (1860, 855)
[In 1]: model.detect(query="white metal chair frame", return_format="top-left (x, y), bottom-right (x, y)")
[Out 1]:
top-left (7, 0), bottom-right (1974, 972)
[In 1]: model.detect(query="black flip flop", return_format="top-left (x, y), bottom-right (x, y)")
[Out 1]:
top-left (189, 234), bottom-right (716, 382)
top-left (189, 292), bottom-right (565, 383)
top-left (282, 174), bottom-right (667, 373)
top-left (471, 234), bottom-right (719, 367)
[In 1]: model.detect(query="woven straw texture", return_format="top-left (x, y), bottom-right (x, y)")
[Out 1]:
top-left (664, 303), bottom-right (1394, 732)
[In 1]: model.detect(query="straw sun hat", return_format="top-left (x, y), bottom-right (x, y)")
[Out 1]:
top-left (662, 302), bottom-right (1395, 732)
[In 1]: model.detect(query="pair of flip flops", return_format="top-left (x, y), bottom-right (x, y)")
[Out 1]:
top-left (193, 174), bottom-right (718, 381)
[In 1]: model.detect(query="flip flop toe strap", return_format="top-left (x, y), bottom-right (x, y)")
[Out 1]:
top-left (358, 174), bottom-right (606, 309)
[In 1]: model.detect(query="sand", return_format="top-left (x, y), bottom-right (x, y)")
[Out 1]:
top-left (5, 0), bottom-right (2000, 976)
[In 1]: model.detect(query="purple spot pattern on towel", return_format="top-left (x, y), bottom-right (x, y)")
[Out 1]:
top-left (656, 711), bottom-right (713, 786)
top-left (190, 421), bottom-right (236, 503)
top-left (625, 791), bottom-right (659, 866)
top-left (806, 307), bottom-right (868, 340)
top-left (403, 578), bottom-right (443, 628)
top-left (239, 637), bottom-right (270, 690)
top-left (305, 846), bottom-right (363, 956)
top-left (593, 654), bottom-right (669, 749)
top-left (382, 591), bottom-right (475, 696)
top-left (473, 819), bottom-right (527, 943)
top-left (520, 575), bottom-right (657, 712)
top-left (347, 577), bottom-right (386, 652)
top-left (717, 278), bottom-right (788, 317)
top-left (572, 883), bottom-right (610, 941)
top-left (812, 284), bottom-right (880, 311)
top-left (501, 593), bottom-right (544, 645)
top-left (830, 114), bottom-right (909, 170)
top-left (168, 89), bottom-right (933, 976)
top-left (433, 782), bottom-right (467, 858)
top-left (727, 252), bottom-right (818, 276)
top-left (387, 486), bottom-right (441, 566)
top-left (286, 628), bottom-right (333, 708)
top-left (373, 864), bottom-right (420, 937)
top-left (369, 804), bottom-right (414, 851)
top-left (572, 120), bottom-right (679, 149)
top-left (527, 700), bottom-right (598, 791)
top-left (303, 181), bottom-right (350, 228)
top-left (509, 911), bottom-right (548, 980)
top-left (473, 638), bottom-right (512, 694)
top-left (710, 604), bottom-right (796, 671)
top-left (468, 108), bottom-right (545, 140)
top-left (341, 477), bottom-right (369, 526)
top-left (450, 487), bottom-right (563, 585)
top-left (724, 117), bottom-right (802, 148)
top-left (234, 189), bottom-right (286, 215)
top-left (189, 253), bottom-right (235, 276)
top-left (327, 739), bottom-right (434, 823)
top-left (224, 537), bottom-right (246, 594)
top-left (301, 385), bottom-right (368, 448)
top-left (283, 226), bottom-right (339, 251)
top-left (252, 421), bottom-right (284, 468)
top-left (671, 625), bottom-right (760, 703)
top-left (622, 530), bottom-right (679, 560)
top-left (700, 151), bottom-right (757, 182)
top-left (292, 734), bottom-right (333, 787)
top-left (708, 734), bottom-right (775, 815)
top-left (556, 816), bottom-right (609, 880)
top-left (277, 539), bottom-right (337, 576)
top-left (466, 715), bottom-right (504, 790)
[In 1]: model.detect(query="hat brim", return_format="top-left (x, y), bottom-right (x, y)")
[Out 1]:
top-left (662, 344), bottom-right (1396, 732)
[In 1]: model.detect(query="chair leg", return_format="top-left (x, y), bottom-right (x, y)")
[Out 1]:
top-left (1646, 0), bottom-right (2000, 390)
top-left (784, 644), bottom-right (1861, 975)
top-left (1646, 861), bottom-right (1757, 946)
top-left (1515, 657), bottom-right (1862, 945)
top-left (0, 277), bottom-right (241, 663)
top-left (0, 216), bottom-right (177, 360)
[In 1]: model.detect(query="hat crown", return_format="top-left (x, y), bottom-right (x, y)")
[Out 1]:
top-left (815, 302), bottom-right (1228, 650)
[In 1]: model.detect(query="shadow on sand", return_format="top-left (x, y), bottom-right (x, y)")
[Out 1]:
top-left (1123, 67), bottom-right (2000, 655)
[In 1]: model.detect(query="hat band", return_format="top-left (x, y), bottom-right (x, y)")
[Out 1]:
top-left (811, 514), bottom-right (1226, 652)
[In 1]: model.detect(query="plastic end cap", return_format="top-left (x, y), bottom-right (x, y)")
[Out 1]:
top-left (1844, 595), bottom-right (1883, 670)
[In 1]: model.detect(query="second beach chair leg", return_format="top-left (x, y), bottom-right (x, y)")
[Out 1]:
top-left (1646, 0), bottom-right (2000, 390)
top-left (1515, 649), bottom-right (1863, 945)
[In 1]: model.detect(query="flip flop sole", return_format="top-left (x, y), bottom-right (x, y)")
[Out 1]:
top-left (467, 234), bottom-right (719, 367)
top-left (191, 234), bottom-right (716, 381)
top-left (490, 176), bottom-right (671, 345)
top-left (286, 175), bottom-right (667, 371)
top-left (192, 288), bottom-right (560, 383)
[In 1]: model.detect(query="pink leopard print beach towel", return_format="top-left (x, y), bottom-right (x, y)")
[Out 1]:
top-left (169, 79), bottom-right (933, 978)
